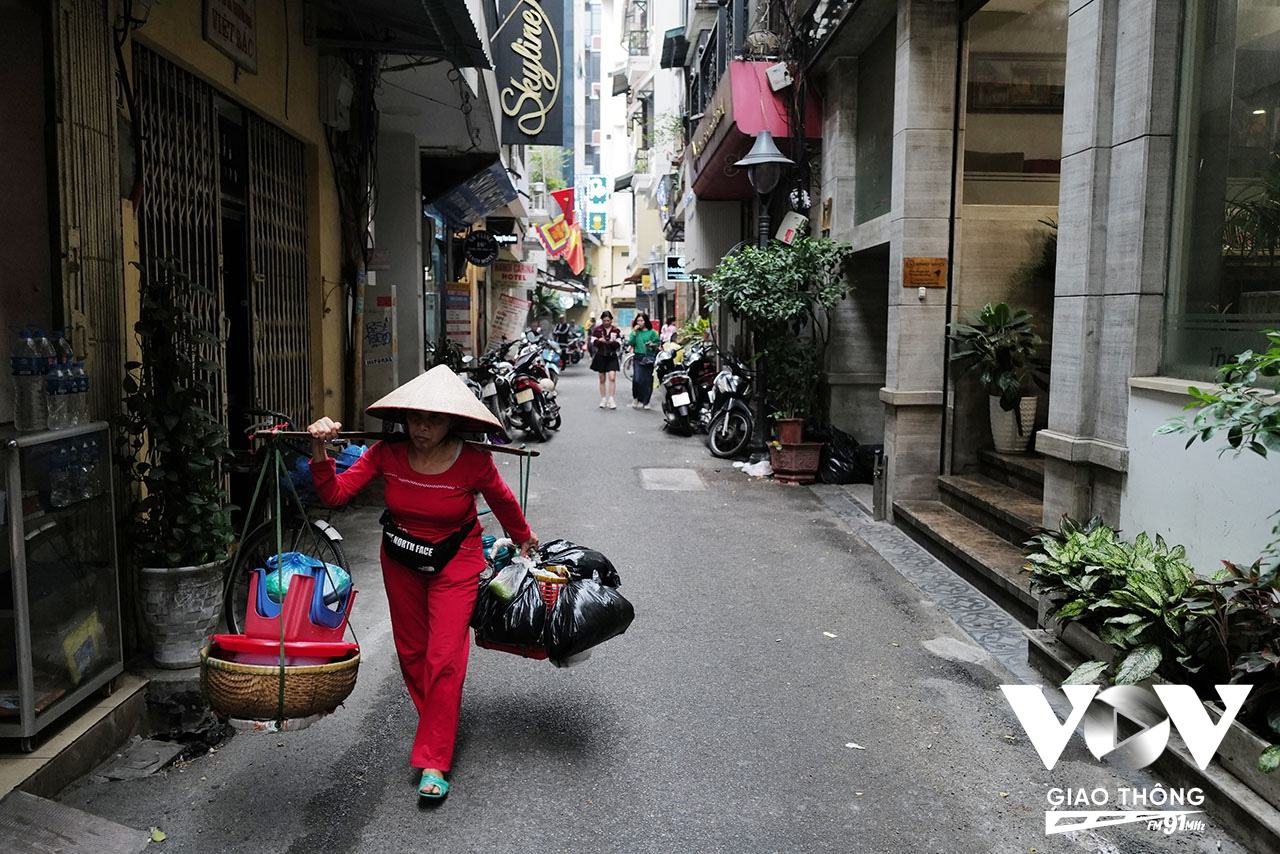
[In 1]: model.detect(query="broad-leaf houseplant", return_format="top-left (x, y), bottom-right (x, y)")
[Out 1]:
top-left (948, 302), bottom-right (1045, 453)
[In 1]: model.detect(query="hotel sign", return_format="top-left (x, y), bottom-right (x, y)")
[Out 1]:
top-left (494, 1), bottom-right (565, 145)
top-left (204, 0), bottom-right (257, 73)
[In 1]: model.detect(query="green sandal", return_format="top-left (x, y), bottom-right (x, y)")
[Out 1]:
top-left (418, 772), bottom-right (449, 802)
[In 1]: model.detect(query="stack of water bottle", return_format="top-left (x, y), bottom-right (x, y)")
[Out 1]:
top-left (47, 437), bottom-right (107, 508)
top-left (11, 326), bottom-right (91, 433)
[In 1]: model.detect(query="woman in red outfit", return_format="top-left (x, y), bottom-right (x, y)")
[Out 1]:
top-left (307, 366), bottom-right (538, 803)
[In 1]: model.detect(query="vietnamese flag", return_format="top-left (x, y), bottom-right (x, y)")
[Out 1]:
top-left (563, 224), bottom-right (585, 275)
top-left (550, 188), bottom-right (576, 225)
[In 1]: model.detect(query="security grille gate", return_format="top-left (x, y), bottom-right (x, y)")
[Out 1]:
top-left (133, 46), bottom-right (312, 427)
top-left (246, 114), bottom-right (312, 425)
top-left (51, 0), bottom-right (126, 422)
top-left (133, 46), bottom-right (226, 418)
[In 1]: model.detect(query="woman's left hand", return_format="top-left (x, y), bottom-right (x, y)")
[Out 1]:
top-left (518, 533), bottom-right (540, 558)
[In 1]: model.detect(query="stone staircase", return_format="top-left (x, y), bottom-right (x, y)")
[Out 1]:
top-left (893, 450), bottom-right (1044, 626)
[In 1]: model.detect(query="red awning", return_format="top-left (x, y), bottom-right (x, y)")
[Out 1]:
top-left (689, 62), bottom-right (822, 201)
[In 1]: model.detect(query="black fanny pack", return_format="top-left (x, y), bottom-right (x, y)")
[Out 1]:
top-left (380, 510), bottom-right (475, 573)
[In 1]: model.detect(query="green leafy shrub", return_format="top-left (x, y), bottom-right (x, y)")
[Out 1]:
top-left (115, 259), bottom-right (235, 568)
top-left (1027, 517), bottom-right (1197, 686)
top-left (704, 231), bottom-right (854, 421)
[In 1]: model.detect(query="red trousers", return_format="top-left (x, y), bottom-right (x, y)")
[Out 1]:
top-left (380, 537), bottom-right (484, 771)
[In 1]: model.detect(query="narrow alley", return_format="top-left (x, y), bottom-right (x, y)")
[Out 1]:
top-left (53, 369), bottom-right (1251, 854)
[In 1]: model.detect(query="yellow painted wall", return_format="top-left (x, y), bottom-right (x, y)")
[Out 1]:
top-left (115, 0), bottom-right (345, 420)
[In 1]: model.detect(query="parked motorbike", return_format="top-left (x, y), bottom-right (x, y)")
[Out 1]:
top-left (657, 340), bottom-right (717, 435)
top-left (705, 352), bottom-right (755, 458)
top-left (464, 343), bottom-right (518, 438)
top-left (563, 333), bottom-right (585, 365)
top-left (509, 344), bottom-right (561, 440)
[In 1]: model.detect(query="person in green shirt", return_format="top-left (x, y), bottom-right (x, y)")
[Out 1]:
top-left (627, 312), bottom-right (661, 409)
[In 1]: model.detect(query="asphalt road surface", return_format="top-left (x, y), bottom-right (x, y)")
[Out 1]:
top-left (59, 366), bottom-right (1250, 854)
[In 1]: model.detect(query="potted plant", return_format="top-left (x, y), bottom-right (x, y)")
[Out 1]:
top-left (706, 230), bottom-right (854, 460)
top-left (947, 302), bottom-right (1045, 453)
top-left (115, 258), bottom-right (235, 669)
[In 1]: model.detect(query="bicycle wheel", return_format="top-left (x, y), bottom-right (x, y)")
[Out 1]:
top-left (621, 352), bottom-right (634, 381)
top-left (223, 516), bottom-right (349, 635)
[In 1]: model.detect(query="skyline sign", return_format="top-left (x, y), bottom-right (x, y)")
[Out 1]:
top-left (493, 1), bottom-right (565, 145)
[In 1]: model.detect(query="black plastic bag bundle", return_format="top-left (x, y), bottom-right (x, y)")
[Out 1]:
top-left (537, 539), bottom-right (621, 586)
top-left (471, 572), bottom-right (546, 646)
top-left (545, 579), bottom-right (635, 660)
top-left (818, 425), bottom-right (862, 484)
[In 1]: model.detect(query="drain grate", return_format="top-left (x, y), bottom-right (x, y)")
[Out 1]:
top-left (638, 468), bottom-right (706, 490)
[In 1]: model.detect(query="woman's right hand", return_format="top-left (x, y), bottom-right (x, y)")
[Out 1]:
top-left (307, 417), bottom-right (343, 441)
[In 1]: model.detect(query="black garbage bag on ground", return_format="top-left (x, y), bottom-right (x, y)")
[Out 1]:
top-left (817, 424), bottom-right (863, 484)
top-left (537, 539), bottom-right (621, 586)
top-left (471, 571), bottom-right (546, 646)
top-left (545, 578), bottom-right (635, 661)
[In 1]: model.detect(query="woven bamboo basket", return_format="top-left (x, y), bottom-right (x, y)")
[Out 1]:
top-left (200, 644), bottom-right (360, 720)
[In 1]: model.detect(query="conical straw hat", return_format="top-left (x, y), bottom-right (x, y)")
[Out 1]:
top-left (365, 364), bottom-right (502, 434)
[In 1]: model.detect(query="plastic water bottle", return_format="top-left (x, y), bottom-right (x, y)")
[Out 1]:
top-left (83, 437), bottom-right (105, 498)
top-left (46, 361), bottom-right (70, 430)
top-left (33, 330), bottom-right (58, 428)
top-left (74, 440), bottom-right (94, 502)
top-left (11, 329), bottom-right (45, 432)
top-left (49, 445), bottom-right (72, 508)
top-left (52, 329), bottom-right (75, 369)
top-left (68, 362), bottom-right (88, 426)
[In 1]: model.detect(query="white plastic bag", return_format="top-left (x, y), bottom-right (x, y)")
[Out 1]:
top-left (488, 556), bottom-right (533, 602)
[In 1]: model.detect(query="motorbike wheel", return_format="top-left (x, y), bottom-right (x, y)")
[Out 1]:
top-left (545, 406), bottom-right (562, 431)
top-left (707, 410), bottom-right (753, 458)
top-left (487, 397), bottom-right (514, 436)
top-left (525, 400), bottom-right (549, 442)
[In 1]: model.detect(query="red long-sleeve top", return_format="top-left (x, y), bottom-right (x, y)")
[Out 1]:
top-left (310, 439), bottom-right (532, 545)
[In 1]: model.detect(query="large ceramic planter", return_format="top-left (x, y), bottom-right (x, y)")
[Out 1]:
top-left (989, 395), bottom-right (1038, 454)
top-left (769, 442), bottom-right (824, 484)
top-left (140, 559), bottom-right (226, 669)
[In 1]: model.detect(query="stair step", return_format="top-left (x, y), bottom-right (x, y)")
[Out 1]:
top-left (977, 449), bottom-right (1044, 498)
top-left (894, 499), bottom-right (1036, 624)
top-left (938, 473), bottom-right (1043, 546)
top-left (0, 791), bottom-right (148, 853)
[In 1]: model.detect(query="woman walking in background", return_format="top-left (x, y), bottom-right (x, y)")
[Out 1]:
top-left (591, 310), bottom-right (623, 408)
top-left (628, 312), bottom-right (661, 409)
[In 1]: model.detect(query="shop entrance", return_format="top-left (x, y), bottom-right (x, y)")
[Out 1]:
top-left (948, 0), bottom-right (1065, 474)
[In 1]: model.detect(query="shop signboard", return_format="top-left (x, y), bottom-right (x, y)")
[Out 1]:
top-left (494, 1), bottom-right (566, 145)
top-left (445, 282), bottom-right (473, 354)
top-left (492, 260), bottom-right (537, 288)
top-left (490, 292), bottom-right (531, 344)
top-left (204, 0), bottom-right (258, 73)
top-left (584, 175), bottom-right (609, 234)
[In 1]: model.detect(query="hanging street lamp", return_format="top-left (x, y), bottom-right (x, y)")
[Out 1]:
top-left (735, 131), bottom-right (796, 455)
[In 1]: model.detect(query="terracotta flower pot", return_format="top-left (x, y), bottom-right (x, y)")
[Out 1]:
top-left (775, 418), bottom-right (805, 445)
